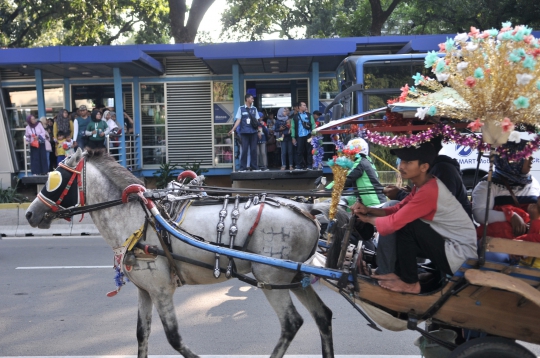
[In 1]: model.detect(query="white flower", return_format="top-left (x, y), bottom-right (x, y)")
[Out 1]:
top-left (452, 50), bottom-right (463, 58)
top-left (436, 73), bottom-right (450, 81)
top-left (508, 131), bottom-right (521, 143)
top-left (415, 107), bottom-right (429, 120)
top-left (454, 33), bottom-right (469, 42)
top-left (466, 42), bottom-right (478, 51)
top-left (457, 62), bottom-right (469, 72)
top-left (516, 73), bottom-right (533, 86)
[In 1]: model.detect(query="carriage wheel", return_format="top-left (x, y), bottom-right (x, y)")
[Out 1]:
top-left (449, 337), bottom-right (536, 358)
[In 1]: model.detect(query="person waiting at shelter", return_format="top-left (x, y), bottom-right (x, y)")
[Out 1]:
top-left (291, 101), bottom-right (316, 170)
top-left (326, 138), bottom-right (386, 207)
top-left (352, 142), bottom-right (477, 294)
top-left (85, 110), bottom-right (108, 149)
top-left (275, 107), bottom-right (294, 170)
top-left (256, 113), bottom-right (270, 171)
top-left (472, 140), bottom-right (540, 264)
top-left (228, 93), bottom-right (261, 172)
top-left (73, 105), bottom-right (91, 149)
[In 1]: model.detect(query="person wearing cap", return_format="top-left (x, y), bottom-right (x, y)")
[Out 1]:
top-left (326, 138), bottom-right (386, 207)
top-left (228, 93), bottom-right (261, 172)
top-left (73, 105), bottom-right (91, 149)
top-left (352, 142), bottom-right (477, 294)
top-left (373, 135), bottom-right (473, 279)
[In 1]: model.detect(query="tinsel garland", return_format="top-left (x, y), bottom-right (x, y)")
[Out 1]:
top-left (362, 123), bottom-right (540, 162)
top-left (311, 135), bottom-right (325, 169)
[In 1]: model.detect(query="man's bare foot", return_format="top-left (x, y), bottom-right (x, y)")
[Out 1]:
top-left (378, 278), bottom-right (421, 294)
top-left (372, 272), bottom-right (400, 281)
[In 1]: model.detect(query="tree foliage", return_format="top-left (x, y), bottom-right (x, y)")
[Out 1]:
top-left (222, 0), bottom-right (540, 41)
top-left (0, 0), bottom-right (214, 47)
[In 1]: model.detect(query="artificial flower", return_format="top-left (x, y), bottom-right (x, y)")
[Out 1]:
top-left (435, 59), bottom-right (447, 73)
top-left (409, 86), bottom-right (417, 93)
top-left (524, 35), bottom-right (535, 44)
top-left (400, 83), bottom-right (410, 94)
top-left (427, 106), bottom-right (437, 116)
top-left (452, 50), bottom-right (463, 58)
top-left (438, 43), bottom-right (446, 52)
top-left (516, 73), bottom-right (533, 86)
top-left (501, 117), bottom-right (514, 132)
top-left (415, 107), bottom-right (429, 120)
top-left (412, 72), bottom-right (424, 85)
top-left (508, 131), bottom-right (521, 143)
top-left (501, 31), bottom-right (514, 41)
top-left (474, 67), bottom-right (484, 79)
top-left (465, 76), bottom-right (476, 87)
top-left (424, 51), bottom-right (439, 68)
top-left (469, 26), bottom-right (480, 37)
top-left (436, 73), bottom-right (450, 82)
top-left (487, 29), bottom-right (499, 37)
top-left (467, 119), bottom-right (484, 132)
top-left (537, 81), bottom-right (540, 90)
top-left (477, 32), bottom-right (489, 39)
top-left (445, 38), bottom-right (455, 51)
top-left (514, 96), bottom-right (530, 109)
top-left (457, 62), bottom-right (469, 72)
top-left (501, 21), bottom-right (512, 31)
top-left (465, 42), bottom-right (478, 51)
top-left (454, 33), bottom-right (469, 42)
top-left (523, 55), bottom-right (536, 69)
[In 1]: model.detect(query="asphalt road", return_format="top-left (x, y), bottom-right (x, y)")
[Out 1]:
top-left (1, 236), bottom-right (539, 357)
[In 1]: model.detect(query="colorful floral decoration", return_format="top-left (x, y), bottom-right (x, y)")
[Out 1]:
top-left (431, 23), bottom-right (540, 127)
top-left (326, 145), bottom-right (359, 243)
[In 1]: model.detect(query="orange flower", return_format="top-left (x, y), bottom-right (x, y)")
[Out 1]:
top-left (501, 117), bottom-right (514, 132)
top-left (465, 76), bottom-right (476, 88)
top-left (467, 119), bottom-right (483, 132)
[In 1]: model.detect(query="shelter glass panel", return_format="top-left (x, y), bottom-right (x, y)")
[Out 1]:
top-left (140, 84), bottom-right (166, 167)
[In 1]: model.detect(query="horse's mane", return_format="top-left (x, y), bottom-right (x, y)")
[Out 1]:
top-left (84, 149), bottom-right (144, 189)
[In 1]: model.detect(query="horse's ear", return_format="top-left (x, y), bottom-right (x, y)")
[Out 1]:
top-left (65, 148), bottom-right (83, 167)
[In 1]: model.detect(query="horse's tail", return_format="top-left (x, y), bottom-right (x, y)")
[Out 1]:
top-left (307, 202), bottom-right (350, 269)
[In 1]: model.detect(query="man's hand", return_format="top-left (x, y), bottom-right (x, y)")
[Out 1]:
top-left (292, 138), bottom-right (297, 145)
top-left (383, 185), bottom-right (401, 200)
top-left (511, 212), bottom-right (528, 237)
top-left (351, 201), bottom-right (369, 216)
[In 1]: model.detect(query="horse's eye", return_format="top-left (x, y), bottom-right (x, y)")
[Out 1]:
top-left (46, 171), bottom-right (63, 192)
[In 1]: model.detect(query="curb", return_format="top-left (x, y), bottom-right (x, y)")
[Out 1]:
top-left (0, 203), bottom-right (99, 237)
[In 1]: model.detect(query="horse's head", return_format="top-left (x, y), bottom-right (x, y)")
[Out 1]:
top-left (26, 148), bottom-right (85, 228)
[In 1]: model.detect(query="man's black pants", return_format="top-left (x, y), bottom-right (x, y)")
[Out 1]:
top-left (296, 135), bottom-right (312, 169)
top-left (395, 219), bottom-right (453, 284)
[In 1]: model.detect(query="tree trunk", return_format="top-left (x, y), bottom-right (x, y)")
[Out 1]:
top-left (368, 0), bottom-right (403, 36)
top-left (168, 0), bottom-right (215, 43)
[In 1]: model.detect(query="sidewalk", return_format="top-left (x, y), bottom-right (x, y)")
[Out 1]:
top-left (0, 203), bottom-right (99, 237)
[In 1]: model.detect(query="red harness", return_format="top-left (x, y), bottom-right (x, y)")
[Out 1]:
top-left (37, 158), bottom-right (86, 221)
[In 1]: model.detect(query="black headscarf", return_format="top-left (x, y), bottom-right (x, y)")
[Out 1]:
top-left (91, 109), bottom-right (102, 123)
top-left (56, 109), bottom-right (70, 136)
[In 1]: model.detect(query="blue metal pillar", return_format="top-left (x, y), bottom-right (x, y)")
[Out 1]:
top-left (133, 77), bottom-right (142, 170)
top-left (310, 62), bottom-right (319, 113)
top-left (113, 67), bottom-right (126, 167)
top-left (63, 78), bottom-right (70, 110)
top-left (35, 69), bottom-right (46, 118)
top-left (232, 64), bottom-right (241, 112)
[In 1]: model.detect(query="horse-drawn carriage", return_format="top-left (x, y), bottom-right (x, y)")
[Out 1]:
top-left (25, 23), bottom-right (540, 358)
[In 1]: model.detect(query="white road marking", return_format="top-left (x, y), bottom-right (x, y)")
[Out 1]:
top-left (16, 266), bottom-right (110, 269)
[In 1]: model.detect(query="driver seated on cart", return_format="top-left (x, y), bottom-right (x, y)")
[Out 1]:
top-left (352, 142), bottom-right (478, 294)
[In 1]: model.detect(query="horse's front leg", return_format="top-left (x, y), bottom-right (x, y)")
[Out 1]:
top-left (137, 288), bottom-right (153, 358)
top-left (262, 289), bottom-right (304, 358)
top-left (292, 285), bottom-right (334, 358)
top-left (153, 291), bottom-right (199, 358)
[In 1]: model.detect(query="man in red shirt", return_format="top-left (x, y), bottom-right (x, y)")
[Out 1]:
top-left (352, 143), bottom-right (477, 294)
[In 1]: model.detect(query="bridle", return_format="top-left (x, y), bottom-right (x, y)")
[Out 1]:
top-left (38, 157), bottom-right (86, 221)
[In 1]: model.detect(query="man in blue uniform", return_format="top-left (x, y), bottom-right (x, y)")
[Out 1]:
top-left (229, 94), bottom-right (261, 172)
